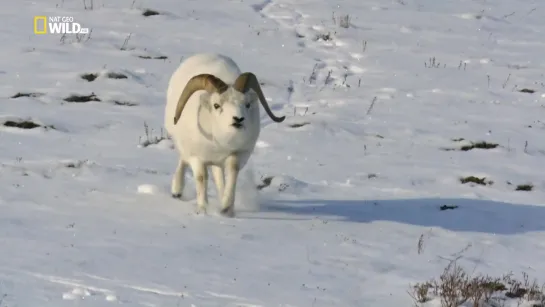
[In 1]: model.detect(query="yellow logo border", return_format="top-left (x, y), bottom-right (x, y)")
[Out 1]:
top-left (34, 16), bottom-right (47, 34)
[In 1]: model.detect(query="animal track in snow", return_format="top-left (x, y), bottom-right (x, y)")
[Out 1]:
top-left (400, 26), bottom-right (413, 34)
top-left (62, 287), bottom-right (91, 300)
top-left (348, 65), bottom-right (365, 73)
top-left (373, 87), bottom-right (397, 100)
top-left (350, 52), bottom-right (364, 60)
top-left (251, 0), bottom-right (272, 13)
top-left (455, 13), bottom-right (480, 20)
top-left (311, 25), bottom-right (325, 32)
top-left (137, 184), bottom-right (161, 195)
top-left (259, 0), bottom-right (358, 70)
top-left (61, 287), bottom-right (117, 302)
top-left (262, 3), bottom-right (364, 87)
top-left (27, 273), bottom-right (118, 303)
top-left (334, 40), bottom-right (347, 47)
top-left (256, 140), bottom-right (270, 148)
top-left (379, 87), bottom-right (397, 93)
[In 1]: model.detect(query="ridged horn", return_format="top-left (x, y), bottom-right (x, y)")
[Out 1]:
top-left (233, 72), bottom-right (286, 123)
top-left (173, 74), bottom-right (228, 125)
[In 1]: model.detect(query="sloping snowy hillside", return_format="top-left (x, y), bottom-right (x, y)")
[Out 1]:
top-left (1, 0), bottom-right (544, 306)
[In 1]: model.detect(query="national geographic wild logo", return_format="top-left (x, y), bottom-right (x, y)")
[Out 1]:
top-left (33, 16), bottom-right (89, 35)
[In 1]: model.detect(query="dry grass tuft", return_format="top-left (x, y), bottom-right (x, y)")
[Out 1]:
top-left (409, 260), bottom-right (545, 307)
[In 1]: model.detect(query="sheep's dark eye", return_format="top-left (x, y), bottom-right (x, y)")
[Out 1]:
top-left (245, 103), bottom-right (251, 109)
top-left (213, 103), bottom-right (220, 110)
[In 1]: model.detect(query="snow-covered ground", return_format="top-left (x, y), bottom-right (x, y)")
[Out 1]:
top-left (1, 0), bottom-right (545, 306)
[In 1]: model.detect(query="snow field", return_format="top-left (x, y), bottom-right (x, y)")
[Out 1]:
top-left (0, 0), bottom-right (544, 306)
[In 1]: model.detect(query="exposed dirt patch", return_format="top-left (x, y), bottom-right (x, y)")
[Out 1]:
top-left (11, 92), bottom-right (44, 99)
top-left (257, 176), bottom-right (274, 190)
top-left (460, 141), bottom-right (499, 151)
top-left (314, 32), bottom-right (334, 41)
top-left (106, 72), bottom-right (128, 79)
top-left (4, 120), bottom-right (40, 129)
top-left (440, 204), bottom-right (459, 211)
top-left (460, 176), bottom-right (493, 186)
top-left (519, 88), bottom-right (535, 94)
top-left (80, 72), bottom-right (128, 81)
top-left (442, 140), bottom-right (499, 151)
top-left (64, 160), bottom-right (89, 168)
top-left (515, 184), bottom-right (533, 191)
top-left (113, 100), bottom-right (138, 106)
top-left (81, 73), bottom-right (98, 82)
top-left (289, 122), bottom-right (310, 128)
top-left (137, 55), bottom-right (168, 60)
top-left (3, 120), bottom-right (55, 130)
top-left (142, 9), bottom-right (160, 16)
top-left (64, 93), bottom-right (101, 103)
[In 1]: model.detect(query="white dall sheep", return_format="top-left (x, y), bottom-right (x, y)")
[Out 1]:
top-left (164, 53), bottom-right (285, 217)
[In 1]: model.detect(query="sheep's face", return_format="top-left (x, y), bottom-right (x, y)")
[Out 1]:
top-left (202, 87), bottom-right (260, 149)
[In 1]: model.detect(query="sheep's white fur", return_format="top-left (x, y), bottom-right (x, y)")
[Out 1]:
top-left (164, 53), bottom-right (282, 217)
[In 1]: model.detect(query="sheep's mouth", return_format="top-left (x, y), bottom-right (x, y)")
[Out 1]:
top-left (232, 123), bottom-right (244, 129)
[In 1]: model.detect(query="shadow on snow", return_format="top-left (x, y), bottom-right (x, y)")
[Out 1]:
top-left (256, 198), bottom-right (545, 235)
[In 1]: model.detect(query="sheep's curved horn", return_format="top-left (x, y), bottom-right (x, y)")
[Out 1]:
top-left (173, 74), bottom-right (228, 125)
top-left (233, 72), bottom-right (286, 123)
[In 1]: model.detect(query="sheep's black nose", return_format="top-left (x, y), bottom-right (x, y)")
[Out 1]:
top-left (233, 116), bottom-right (244, 123)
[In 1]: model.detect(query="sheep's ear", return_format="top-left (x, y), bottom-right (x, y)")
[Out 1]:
top-left (199, 91), bottom-right (212, 111)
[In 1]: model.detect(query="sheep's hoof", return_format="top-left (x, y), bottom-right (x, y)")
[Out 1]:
top-left (195, 206), bottom-right (207, 215)
top-left (220, 206), bottom-right (235, 218)
top-left (172, 193), bottom-right (182, 199)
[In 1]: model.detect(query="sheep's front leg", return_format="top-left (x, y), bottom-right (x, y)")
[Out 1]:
top-left (171, 158), bottom-right (187, 198)
top-left (220, 155), bottom-right (239, 217)
top-left (189, 159), bottom-right (208, 214)
top-left (211, 165), bottom-right (225, 201)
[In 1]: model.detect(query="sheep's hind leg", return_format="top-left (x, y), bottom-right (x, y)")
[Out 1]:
top-left (171, 158), bottom-right (187, 199)
top-left (211, 165), bottom-right (225, 201)
top-left (189, 159), bottom-right (209, 214)
top-left (220, 155), bottom-right (239, 217)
